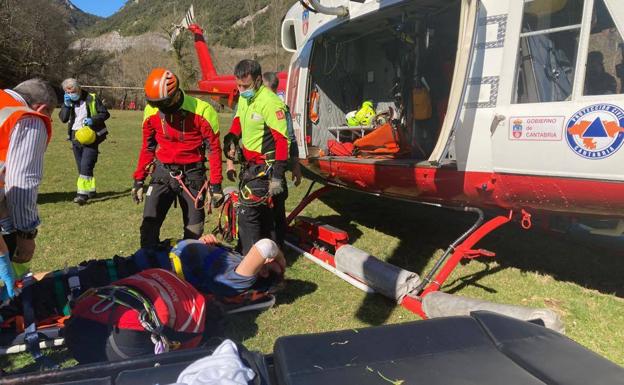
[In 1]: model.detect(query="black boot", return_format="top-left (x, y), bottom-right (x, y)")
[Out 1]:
top-left (73, 194), bottom-right (88, 205)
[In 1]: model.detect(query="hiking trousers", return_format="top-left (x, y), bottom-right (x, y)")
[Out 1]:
top-left (140, 163), bottom-right (207, 248)
top-left (72, 133), bottom-right (106, 196)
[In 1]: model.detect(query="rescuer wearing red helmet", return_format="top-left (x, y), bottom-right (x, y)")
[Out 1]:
top-left (132, 68), bottom-right (223, 248)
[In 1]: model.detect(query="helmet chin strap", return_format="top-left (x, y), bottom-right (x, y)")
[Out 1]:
top-left (159, 90), bottom-right (184, 114)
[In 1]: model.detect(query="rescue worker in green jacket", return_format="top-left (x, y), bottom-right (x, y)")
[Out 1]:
top-left (59, 78), bottom-right (110, 205)
top-left (224, 60), bottom-right (290, 255)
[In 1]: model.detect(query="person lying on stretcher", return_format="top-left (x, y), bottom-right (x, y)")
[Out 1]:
top-left (192, 234), bottom-right (286, 297)
top-left (0, 238), bottom-right (285, 326)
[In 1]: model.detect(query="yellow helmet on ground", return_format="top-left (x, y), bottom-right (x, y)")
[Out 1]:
top-left (75, 126), bottom-right (96, 145)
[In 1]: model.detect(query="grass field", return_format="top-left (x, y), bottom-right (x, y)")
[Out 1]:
top-left (1, 109), bottom-right (623, 372)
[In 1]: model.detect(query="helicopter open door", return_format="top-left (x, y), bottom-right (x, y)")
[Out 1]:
top-left (286, 41), bottom-right (314, 159)
top-left (490, 0), bottom-right (624, 181)
top-left (299, 0), bottom-right (468, 162)
top-left (428, 0), bottom-right (478, 164)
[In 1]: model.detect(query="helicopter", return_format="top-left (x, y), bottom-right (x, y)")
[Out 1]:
top-left (171, 5), bottom-right (288, 107)
top-left (271, 0), bottom-right (624, 324)
top-left (181, 0), bottom-right (623, 326)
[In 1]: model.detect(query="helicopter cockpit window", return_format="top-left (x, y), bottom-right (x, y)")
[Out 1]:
top-left (583, 0), bottom-right (624, 96)
top-left (514, 0), bottom-right (584, 104)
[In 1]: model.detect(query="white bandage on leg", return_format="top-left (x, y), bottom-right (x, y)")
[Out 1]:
top-left (254, 239), bottom-right (279, 260)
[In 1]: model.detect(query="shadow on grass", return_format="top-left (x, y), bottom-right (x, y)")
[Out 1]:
top-left (310, 188), bottom-right (624, 325)
top-left (224, 278), bottom-right (317, 343)
top-left (444, 261), bottom-right (505, 295)
top-left (38, 189), bottom-right (131, 205)
top-left (274, 278), bottom-right (318, 307)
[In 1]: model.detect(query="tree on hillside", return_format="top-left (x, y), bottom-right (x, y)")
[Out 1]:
top-left (167, 29), bottom-right (198, 90)
top-left (244, 0), bottom-right (257, 46)
top-left (269, 0), bottom-right (290, 71)
top-left (0, 0), bottom-right (68, 87)
top-left (0, 0), bottom-right (110, 89)
top-left (65, 41), bottom-right (112, 82)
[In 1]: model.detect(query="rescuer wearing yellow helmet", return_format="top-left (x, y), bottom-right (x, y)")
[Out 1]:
top-left (59, 78), bottom-right (110, 205)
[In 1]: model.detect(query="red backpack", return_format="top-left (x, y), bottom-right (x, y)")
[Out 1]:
top-left (65, 269), bottom-right (206, 363)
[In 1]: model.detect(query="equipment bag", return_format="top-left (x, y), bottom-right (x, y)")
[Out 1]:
top-left (353, 122), bottom-right (403, 157)
top-left (412, 87), bottom-right (432, 121)
top-left (64, 268), bottom-right (206, 364)
top-left (327, 140), bottom-right (355, 156)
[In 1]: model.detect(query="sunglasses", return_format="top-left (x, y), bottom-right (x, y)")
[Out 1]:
top-left (147, 98), bottom-right (176, 110)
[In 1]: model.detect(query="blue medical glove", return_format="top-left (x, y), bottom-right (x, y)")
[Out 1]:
top-left (83, 117), bottom-right (93, 126)
top-left (0, 253), bottom-right (15, 301)
top-left (63, 93), bottom-right (73, 107)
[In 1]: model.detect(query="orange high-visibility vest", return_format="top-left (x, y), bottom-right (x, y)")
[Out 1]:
top-left (0, 89), bottom-right (52, 188)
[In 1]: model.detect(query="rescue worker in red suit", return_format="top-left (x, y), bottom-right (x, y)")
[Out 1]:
top-left (224, 60), bottom-right (290, 255)
top-left (131, 68), bottom-right (223, 249)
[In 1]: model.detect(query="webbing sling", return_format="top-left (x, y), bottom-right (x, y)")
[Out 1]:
top-left (22, 275), bottom-right (59, 370)
top-left (168, 252), bottom-right (185, 281)
top-left (106, 259), bottom-right (118, 282)
top-left (52, 271), bottom-right (68, 315)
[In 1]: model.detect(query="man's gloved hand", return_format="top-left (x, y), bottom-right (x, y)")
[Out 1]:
top-left (209, 184), bottom-right (224, 208)
top-left (82, 117), bottom-right (93, 126)
top-left (63, 93), bottom-right (73, 107)
top-left (131, 180), bottom-right (144, 204)
top-left (268, 178), bottom-right (284, 197)
top-left (0, 253), bottom-right (16, 302)
top-left (226, 169), bottom-right (237, 182)
top-left (226, 160), bottom-right (237, 182)
top-left (291, 162), bottom-right (303, 187)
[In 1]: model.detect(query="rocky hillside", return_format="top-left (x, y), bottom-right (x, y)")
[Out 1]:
top-left (48, 0), bottom-right (294, 107)
top-left (52, 0), bottom-right (100, 32)
top-left (69, 0), bottom-right (293, 86)
top-left (82, 0), bottom-right (290, 49)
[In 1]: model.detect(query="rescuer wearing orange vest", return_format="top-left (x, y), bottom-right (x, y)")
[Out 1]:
top-left (224, 60), bottom-right (290, 255)
top-left (0, 79), bottom-right (55, 301)
top-left (132, 68), bottom-right (224, 249)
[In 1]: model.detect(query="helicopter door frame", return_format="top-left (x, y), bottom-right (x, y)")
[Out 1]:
top-left (603, 0), bottom-right (624, 39)
top-left (428, 0), bottom-right (479, 165)
top-left (287, 40), bottom-right (315, 159)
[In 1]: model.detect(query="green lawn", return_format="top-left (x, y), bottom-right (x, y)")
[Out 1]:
top-left (2, 109), bottom-right (623, 372)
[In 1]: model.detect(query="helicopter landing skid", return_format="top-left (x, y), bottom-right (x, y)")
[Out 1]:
top-left (287, 186), bottom-right (540, 319)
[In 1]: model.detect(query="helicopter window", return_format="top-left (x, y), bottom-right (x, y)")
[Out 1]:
top-left (513, 0), bottom-right (584, 103)
top-left (582, 0), bottom-right (624, 96)
top-left (522, 0), bottom-right (584, 32)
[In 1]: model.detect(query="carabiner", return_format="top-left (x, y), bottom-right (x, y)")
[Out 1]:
top-left (91, 295), bottom-right (116, 314)
top-left (521, 209), bottom-right (532, 230)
